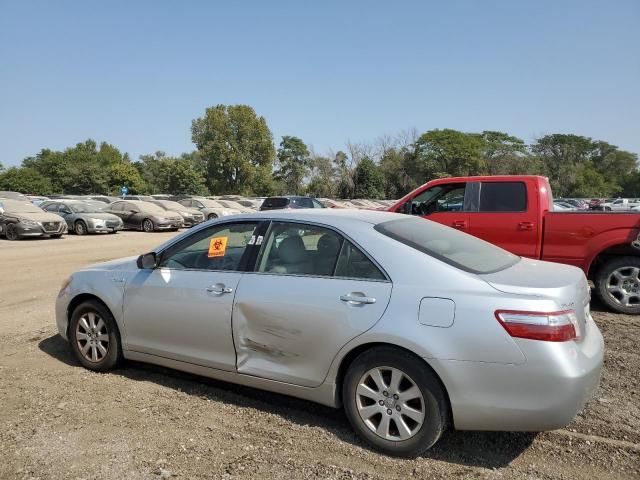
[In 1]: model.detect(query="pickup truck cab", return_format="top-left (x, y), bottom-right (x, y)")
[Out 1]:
top-left (389, 175), bottom-right (640, 314)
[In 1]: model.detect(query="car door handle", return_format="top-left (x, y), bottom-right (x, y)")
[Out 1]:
top-left (206, 283), bottom-right (233, 294)
top-left (518, 221), bottom-right (534, 231)
top-left (451, 220), bottom-right (467, 229)
top-left (340, 293), bottom-right (376, 304)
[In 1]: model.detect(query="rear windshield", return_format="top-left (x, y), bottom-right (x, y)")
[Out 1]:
top-left (262, 198), bottom-right (288, 208)
top-left (374, 217), bottom-right (519, 274)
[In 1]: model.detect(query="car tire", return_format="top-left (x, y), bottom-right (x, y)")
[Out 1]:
top-left (74, 220), bottom-right (88, 235)
top-left (69, 300), bottom-right (122, 372)
top-left (50, 234), bottom-right (63, 239)
top-left (605, 206), bottom-right (612, 211)
top-left (5, 223), bottom-right (20, 241)
top-left (595, 256), bottom-right (640, 314)
top-left (142, 218), bottom-right (154, 232)
top-left (208, 213), bottom-right (218, 220)
top-left (342, 346), bottom-right (448, 457)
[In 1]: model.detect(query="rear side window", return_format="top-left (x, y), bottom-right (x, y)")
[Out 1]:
top-left (375, 217), bottom-right (519, 274)
top-left (479, 182), bottom-right (527, 212)
top-left (262, 197), bottom-right (288, 208)
top-left (335, 240), bottom-right (385, 280)
top-left (290, 197), bottom-right (313, 208)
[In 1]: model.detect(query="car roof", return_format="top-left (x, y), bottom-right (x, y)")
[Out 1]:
top-left (233, 208), bottom-right (399, 226)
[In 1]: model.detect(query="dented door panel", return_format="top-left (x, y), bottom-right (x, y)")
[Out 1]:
top-left (232, 273), bottom-right (392, 387)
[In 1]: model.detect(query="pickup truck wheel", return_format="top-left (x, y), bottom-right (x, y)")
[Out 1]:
top-left (595, 257), bottom-right (640, 314)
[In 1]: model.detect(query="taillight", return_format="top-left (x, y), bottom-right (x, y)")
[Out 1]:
top-left (494, 310), bottom-right (579, 342)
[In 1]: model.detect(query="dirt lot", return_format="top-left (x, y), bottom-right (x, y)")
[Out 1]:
top-left (1, 232), bottom-right (639, 479)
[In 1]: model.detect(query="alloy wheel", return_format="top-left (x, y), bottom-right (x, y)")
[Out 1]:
top-left (5, 224), bottom-right (18, 241)
top-left (606, 266), bottom-right (640, 307)
top-left (143, 219), bottom-right (154, 232)
top-left (75, 221), bottom-right (86, 235)
top-left (75, 312), bottom-right (110, 363)
top-left (355, 366), bottom-right (425, 441)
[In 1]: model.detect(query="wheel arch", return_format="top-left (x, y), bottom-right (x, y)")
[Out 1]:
top-left (66, 293), bottom-right (122, 343)
top-left (587, 243), bottom-right (640, 279)
top-left (332, 342), bottom-right (452, 421)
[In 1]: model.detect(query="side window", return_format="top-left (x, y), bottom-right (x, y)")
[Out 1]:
top-left (291, 197), bottom-right (313, 208)
top-left (311, 199), bottom-right (325, 209)
top-left (335, 240), bottom-right (386, 280)
top-left (407, 183), bottom-right (466, 215)
top-left (43, 203), bottom-right (59, 212)
top-left (158, 222), bottom-right (258, 271)
top-left (479, 182), bottom-right (527, 212)
top-left (257, 222), bottom-right (342, 276)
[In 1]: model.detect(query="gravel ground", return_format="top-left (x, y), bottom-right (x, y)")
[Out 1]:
top-left (0, 232), bottom-right (638, 479)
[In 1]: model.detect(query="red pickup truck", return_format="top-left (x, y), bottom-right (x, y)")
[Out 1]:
top-left (388, 175), bottom-right (640, 314)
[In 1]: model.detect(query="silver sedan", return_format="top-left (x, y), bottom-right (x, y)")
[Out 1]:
top-left (55, 210), bottom-right (603, 457)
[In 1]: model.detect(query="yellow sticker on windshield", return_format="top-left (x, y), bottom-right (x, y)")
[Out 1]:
top-left (208, 236), bottom-right (228, 258)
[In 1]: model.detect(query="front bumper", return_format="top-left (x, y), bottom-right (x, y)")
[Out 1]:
top-left (155, 221), bottom-right (183, 230)
top-left (15, 221), bottom-right (66, 237)
top-left (431, 316), bottom-right (604, 431)
top-left (87, 222), bottom-right (123, 233)
top-left (181, 216), bottom-right (204, 227)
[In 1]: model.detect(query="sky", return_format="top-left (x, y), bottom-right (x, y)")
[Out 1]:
top-left (0, 0), bottom-right (638, 166)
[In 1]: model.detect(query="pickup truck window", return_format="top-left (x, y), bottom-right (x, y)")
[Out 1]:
top-left (409, 183), bottom-right (466, 215)
top-left (375, 217), bottom-right (519, 274)
top-left (479, 182), bottom-right (527, 212)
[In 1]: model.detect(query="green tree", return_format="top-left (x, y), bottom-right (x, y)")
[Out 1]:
top-left (306, 154), bottom-right (338, 197)
top-left (412, 129), bottom-right (485, 182)
top-left (191, 104), bottom-right (276, 195)
top-left (481, 131), bottom-right (528, 174)
top-left (0, 167), bottom-right (53, 194)
top-left (274, 136), bottom-right (310, 194)
top-left (0, 162), bottom-right (5, 174)
top-left (530, 134), bottom-right (595, 196)
top-left (379, 147), bottom-right (414, 199)
top-left (108, 162), bottom-right (145, 194)
top-left (353, 157), bottom-right (385, 199)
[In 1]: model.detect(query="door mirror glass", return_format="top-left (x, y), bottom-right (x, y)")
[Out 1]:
top-left (137, 252), bottom-right (158, 269)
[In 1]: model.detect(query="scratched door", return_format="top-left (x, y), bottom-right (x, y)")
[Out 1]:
top-left (231, 273), bottom-right (392, 387)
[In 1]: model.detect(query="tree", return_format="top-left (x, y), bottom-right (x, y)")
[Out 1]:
top-left (108, 162), bottom-right (145, 194)
top-left (412, 129), bottom-right (485, 182)
top-left (0, 162), bottom-right (5, 174)
top-left (481, 131), bottom-right (528, 175)
top-left (306, 154), bottom-right (338, 197)
top-left (353, 157), bottom-right (385, 199)
top-left (0, 167), bottom-right (53, 194)
top-left (530, 134), bottom-right (595, 196)
top-left (378, 146), bottom-right (414, 199)
top-left (274, 136), bottom-right (310, 194)
top-left (191, 104), bottom-right (275, 195)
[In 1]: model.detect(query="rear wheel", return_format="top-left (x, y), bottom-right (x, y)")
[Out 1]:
top-left (5, 223), bottom-right (20, 241)
top-left (74, 220), bottom-right (88, 235)
top-left (342, 346), bottom-right (448, 457)
top-left (69, 300), bottom-right (122, 371)
top-left (142, 218), bottom-right (154, 232)
top-left (595, 256), bottom-right (640, 314)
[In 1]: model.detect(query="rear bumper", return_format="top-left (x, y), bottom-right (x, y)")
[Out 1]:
top-left (431, 317), bottom-right (604, 431)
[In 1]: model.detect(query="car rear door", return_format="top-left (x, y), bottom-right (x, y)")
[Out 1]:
top-left (466, 180), bottom-right (539, 258)
top-left (231, 221), bottom-right (392, 387)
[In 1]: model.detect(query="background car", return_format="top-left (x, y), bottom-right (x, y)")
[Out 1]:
top-left (0, 191), bottom-right (29, 201)
top-left (259, 196), bottom-right (326, 211)
top-left (103, 200), bottom-right (182, 232)
top-left (56, 210), bottom-right (603, 457)
top-left (177, 197), bottom-right (240, 219)
top-left (123, 195), bottom-right (154, 201)
top-left (0, 199), bottom-right (66, 240)
top-left (147, 199), bottom-right (205, 227)
top-left (207, 198), bottom-right (254, 213)
top-left (41, 199), bottom-right (123, 235)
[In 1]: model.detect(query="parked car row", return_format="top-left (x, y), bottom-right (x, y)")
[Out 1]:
top-left (0, 191), bottom-right (398, 241)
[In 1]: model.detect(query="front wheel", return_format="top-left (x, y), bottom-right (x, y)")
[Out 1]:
top-left (69, 300), bottom-right (122, 371)
top-left (142, 218), bottom-right (154, 232)
top-left (595, 256), bottom-right (640, 314)
top-left (74, 220), bottom-right (88, 235)
top-left (342, 346), bottom-right (448, 457)
top-left (5, 223), bottom-right (20, 241)
top-left (207, 213), bottom-right (218, 220)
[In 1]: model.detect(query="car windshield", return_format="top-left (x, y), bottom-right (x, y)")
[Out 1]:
top-left (69, 203), bottom-right (103, 213)
top-left (157, 200), bottom-right (185, 210)
top-left (1, 201), bottom-right (43, 213)
top-left (375, 217), bottom-right (520, 274)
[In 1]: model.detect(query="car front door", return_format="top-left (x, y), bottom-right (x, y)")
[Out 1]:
top-left (232, 221), bottom-right (392, 387)
top-left (395, 182), bottom-right (470, 233)
top-left (122, 221), bottom-right (260, 370)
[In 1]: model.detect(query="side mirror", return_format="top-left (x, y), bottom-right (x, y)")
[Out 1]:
top-left (137, 252), bottom-right (158, 269)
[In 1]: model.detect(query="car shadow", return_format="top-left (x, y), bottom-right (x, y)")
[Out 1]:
top-left (39, 333), bottom-right (535, 467)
